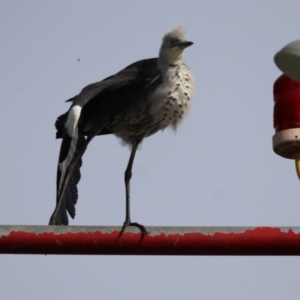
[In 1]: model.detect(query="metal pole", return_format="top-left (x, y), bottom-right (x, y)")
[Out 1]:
top-left (1, 226), bottom-right (300, 255)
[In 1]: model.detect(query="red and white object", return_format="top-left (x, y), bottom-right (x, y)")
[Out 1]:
top-left (273, 74), bottom-right (300, 178)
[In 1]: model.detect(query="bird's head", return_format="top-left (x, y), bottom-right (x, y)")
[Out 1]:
top-left (159, 26), bottom-right (193, 66)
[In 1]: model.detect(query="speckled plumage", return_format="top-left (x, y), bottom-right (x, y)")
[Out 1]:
top-left (107, 62), bottom-right (195, 144)
top-left (149, 63), bottom-right (194, 130)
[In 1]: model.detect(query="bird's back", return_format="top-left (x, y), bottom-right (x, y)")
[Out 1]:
top-left (55, 58), bottom-right (161, 141)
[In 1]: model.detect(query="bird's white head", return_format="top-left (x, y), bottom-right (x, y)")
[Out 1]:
top-left (158, 26), bottom-right (193, 67)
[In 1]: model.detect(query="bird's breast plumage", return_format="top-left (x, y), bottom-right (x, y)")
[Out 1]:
top-left (148, 63), bottom-right (195, 130)
top-left (107, 63), bottom-right (194, 145)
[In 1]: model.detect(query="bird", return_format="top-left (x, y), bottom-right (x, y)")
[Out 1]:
top-left (49, 26), bottom-right (195, 234)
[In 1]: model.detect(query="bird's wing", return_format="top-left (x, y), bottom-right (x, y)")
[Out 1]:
top-left (49, 58), bottom-right (161, 225)
top-left (55, 58), bottom-right (160, 138)
top-left (74, 58), bottom-right (160, 106)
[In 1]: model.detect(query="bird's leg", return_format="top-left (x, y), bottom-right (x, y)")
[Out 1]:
top-left (120, 141), bottom-right (147, 235)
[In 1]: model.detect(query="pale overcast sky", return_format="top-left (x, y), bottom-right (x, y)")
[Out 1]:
top-left (1, 1), bottom-right (300, 299)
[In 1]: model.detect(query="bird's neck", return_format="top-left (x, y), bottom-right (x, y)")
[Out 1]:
top-left (158, 57), bottom-right (183, 75)
top-left (158, 48), bottom-right (183, 73)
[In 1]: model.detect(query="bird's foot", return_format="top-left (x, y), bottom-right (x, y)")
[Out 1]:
top-left (119, 221), bottom-right (147, 236)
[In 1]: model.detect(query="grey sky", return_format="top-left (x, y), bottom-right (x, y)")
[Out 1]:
top-left (1, 1), bottom-right (300, 299)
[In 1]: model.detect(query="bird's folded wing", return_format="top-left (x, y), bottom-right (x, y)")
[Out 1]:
top-left (51, 58), bottom-right (161, 225)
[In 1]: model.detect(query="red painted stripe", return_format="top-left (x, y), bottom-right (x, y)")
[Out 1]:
top-left (0, 226), bottom-right (300, 255)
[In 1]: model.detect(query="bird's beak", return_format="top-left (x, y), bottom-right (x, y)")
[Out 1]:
top-left (176, 41), bottom-right (193, 49)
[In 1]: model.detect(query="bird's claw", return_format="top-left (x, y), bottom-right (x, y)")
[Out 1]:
top-left (120, 221), bottom-right (147, 236)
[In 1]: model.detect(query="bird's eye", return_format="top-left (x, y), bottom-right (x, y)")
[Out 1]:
top-left (170, 39), bottom-right (179, 47)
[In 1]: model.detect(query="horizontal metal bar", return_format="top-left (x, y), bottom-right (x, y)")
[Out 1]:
top-left (1, 226), bottom-right (300, 255)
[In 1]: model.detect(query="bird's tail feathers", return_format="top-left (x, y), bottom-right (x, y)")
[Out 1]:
top-left (49, 105), bottom-right (86, 225)
top-left (49, 131), bottom-right (85, 225)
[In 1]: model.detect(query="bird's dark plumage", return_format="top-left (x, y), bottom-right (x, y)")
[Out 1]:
top-left (50, 58), bottom-right (161, 225)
